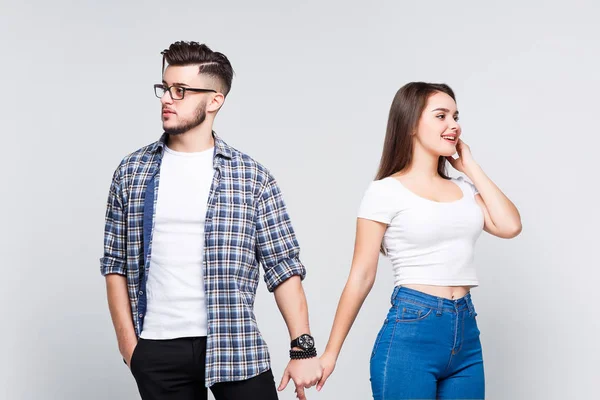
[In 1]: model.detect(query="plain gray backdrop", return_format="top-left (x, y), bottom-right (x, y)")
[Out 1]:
top-left (2, 0), bottom-right (598, 399)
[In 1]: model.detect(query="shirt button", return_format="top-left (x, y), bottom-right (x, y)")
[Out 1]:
top-left (139, 291), bottom-right (144, 295)
top-left (139, 314), bottom-right (143, 318)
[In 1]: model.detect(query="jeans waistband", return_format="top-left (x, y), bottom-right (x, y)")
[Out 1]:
top-left (391, 286), bottom-right (476, 315)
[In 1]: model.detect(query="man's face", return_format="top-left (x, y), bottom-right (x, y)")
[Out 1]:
top-left (159, 65), bottom-right (217, 135)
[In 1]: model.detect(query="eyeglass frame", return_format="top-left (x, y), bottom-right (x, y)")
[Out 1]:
top-left (154, 84), bottom-right (217, 100)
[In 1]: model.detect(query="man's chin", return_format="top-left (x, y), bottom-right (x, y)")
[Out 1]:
top-left (163, 124), bottom-right (186, 135)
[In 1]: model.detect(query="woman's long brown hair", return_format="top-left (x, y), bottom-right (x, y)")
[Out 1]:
top-left (376, 82), bottom-right (456, 180)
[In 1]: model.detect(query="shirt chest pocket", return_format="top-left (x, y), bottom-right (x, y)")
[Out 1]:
top-left (209, 196), bottom-right (257, 256)
top-left (220, 196), bottom-right (255, 221)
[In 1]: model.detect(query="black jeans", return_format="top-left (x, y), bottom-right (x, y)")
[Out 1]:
top-left (130, 337), bottom-right (279, 400)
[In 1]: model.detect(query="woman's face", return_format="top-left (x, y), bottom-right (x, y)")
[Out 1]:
top-left (414, 91), bottom-right (461, 157)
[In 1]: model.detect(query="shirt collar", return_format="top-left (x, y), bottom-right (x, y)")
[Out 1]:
top-left (152, 131), bottom-right (233, 159)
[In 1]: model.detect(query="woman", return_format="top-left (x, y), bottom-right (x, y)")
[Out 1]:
top-left (316, 82), bottom-right (522, 399)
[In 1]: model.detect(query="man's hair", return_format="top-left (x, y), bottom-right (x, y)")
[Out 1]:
top-left (161, 41), bottom-right (234, 96)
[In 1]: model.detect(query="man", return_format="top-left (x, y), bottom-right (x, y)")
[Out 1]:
top-left (100, 41), bottom-right (322, 400)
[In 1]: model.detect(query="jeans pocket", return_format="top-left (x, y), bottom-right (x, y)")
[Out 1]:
top-left (395, 301), bottom-right (433, 322)
top-left (370, 319), bottom-right (388, 360)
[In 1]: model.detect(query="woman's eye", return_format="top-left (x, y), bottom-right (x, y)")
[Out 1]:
top-left (436, 114), bottom-right (445, 120)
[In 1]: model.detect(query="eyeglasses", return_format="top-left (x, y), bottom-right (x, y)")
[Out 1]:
top-left (154, 84), bottom-right (217, 100)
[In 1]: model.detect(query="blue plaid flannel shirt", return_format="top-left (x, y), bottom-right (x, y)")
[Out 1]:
top-left (100, 132), bottom-right (306, 386)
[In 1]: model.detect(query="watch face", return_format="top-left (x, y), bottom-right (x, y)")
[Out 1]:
top-left (298, 334), bottom-right (314, 350)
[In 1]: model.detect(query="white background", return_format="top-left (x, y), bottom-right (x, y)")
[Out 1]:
top-left (1, 0), bottom-right (598, 398)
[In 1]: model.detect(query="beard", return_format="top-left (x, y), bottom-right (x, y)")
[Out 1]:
top-left (163, 101), bottom-right (207, 135)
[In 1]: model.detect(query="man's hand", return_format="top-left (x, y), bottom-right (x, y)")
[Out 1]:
top-left (278, 357), bottom-right (323, 400)
top-left (121, 341), bottom-right (138, 368)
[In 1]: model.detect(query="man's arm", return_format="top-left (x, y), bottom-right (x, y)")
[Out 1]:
top-left (273, 276), bottom-right (310, 340)
top-left (106, 274), bottom-right (137, 366)
top-left (100, 165), bottom-right (136, 366)
top-left (255, 174), bottom-right (322, 400)
top-left (273, 276), bottom-right (322, 399)
top-left (255, 174), bottom-right (306, 293)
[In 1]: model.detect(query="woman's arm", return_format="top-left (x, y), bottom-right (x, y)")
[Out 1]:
top-left (317, 218), bottom-right (387, 391)
top-left (448, 139), bottom-right (522, 239)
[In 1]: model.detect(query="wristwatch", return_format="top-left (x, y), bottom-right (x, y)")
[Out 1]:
top-left (290, 333), bottom-right (315, 351)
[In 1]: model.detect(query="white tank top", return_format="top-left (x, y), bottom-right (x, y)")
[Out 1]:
top-left (358, 176), bottom-right (484, 287)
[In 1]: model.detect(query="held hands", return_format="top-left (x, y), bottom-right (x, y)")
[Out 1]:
top-left (278, 357), bottom-right (323, 400)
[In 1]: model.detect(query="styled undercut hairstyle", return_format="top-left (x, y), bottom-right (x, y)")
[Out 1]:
top-left (161, 41), bottom-right (234, 96)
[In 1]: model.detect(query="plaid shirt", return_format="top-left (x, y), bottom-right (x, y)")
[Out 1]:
top-left (100, 132), bottom-right (306, 386)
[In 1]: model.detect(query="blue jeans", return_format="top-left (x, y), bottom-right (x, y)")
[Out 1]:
top-left (370, 286), bottom-right (485, 400)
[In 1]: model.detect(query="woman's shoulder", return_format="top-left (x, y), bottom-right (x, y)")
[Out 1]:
top-left (364, 176), bottom-right (404, 194)
top-left (451, 175), bottom-right (479, 196)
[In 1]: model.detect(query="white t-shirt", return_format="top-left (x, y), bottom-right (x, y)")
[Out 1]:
top-left (358, 176), bottom-right (484, 287)
top-left (140, 145), bottom-right (215, 339)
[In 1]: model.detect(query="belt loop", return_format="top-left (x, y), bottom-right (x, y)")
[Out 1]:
top-left (466, 296), bottom-right (475, 317)
top-left (391, 286), bottom-right (401, 303)
top-left (436, 297), bottom-right (443, 316)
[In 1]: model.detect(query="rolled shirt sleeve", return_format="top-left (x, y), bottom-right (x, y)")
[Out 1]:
top-left (100, 166), bottom-right (127, 276)
top-left (255, 174), bottom-right (306, 292)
